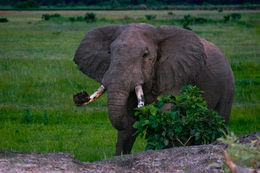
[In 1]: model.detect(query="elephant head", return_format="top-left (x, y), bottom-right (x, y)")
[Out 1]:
top-left (73, 23), bottom-right (234, 155)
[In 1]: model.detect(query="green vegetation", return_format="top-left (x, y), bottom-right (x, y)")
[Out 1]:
top-left (14, 0), bottom-right (39, 9)
top-left (219, 133), bottom-right (260, 171)
top-left (0, 17), bottom-right (8, 22)
top-left (134, 86), bottom-right (227, 150)
top-left (0, 0), bottom-right (259, 10)
top-left (42, 13), bottom-right (61, 21)
top-left (224, 13), bottom-right (242, 22)
top-left (84, 13), bottom-right (97, 23)
top-left (145, 14), bottom-right (156, 20)
top-left (42, 13), bottom-right (97, 23)
top-left (0, 10), bottom-right (259, 162)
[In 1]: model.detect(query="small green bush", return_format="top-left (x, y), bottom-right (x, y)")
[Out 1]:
top-left (69, 17), bottom-right (75, 22)
top-left (168, 11), bottom-right (174, 15)
top-left (0, 18), bottom-right (8, 23)
top-left (183, 14), bottom-right (207, 28)
top-left (194, 17), bottom-right (207, 24)
top-left (145, 14), bottom-right (156, 20)
top-left (223, 13), bottom-right (241, 22)
top-left (224, 15), bottom-right (230, 22)
top-left (218, 133), bottom-right (260, 171)
top-left (14, 0), bottom-right (39, 9)
top-left (134, 85), bottom-right (227, 150)
top-left (21, 108), bottom-right (33, 124)
top-left (123, 15), bottom-right (132, 20)
top-left (52, 13), bottom-right (61, 18)
top-left (69, 16), bottom-right (84, 22)
top-left (42, 14), bottom-right (50, 20)
top-left (231, 13), bottom-right (241, 20)
top-left (76, 16), bottom-right (84, 21)
top-left (183, 14), bottom-right (192, 30)
top-left (42, 13), bottom-right (61, 21)
top-left (84, 13), bottom-right (97, 23)
top-left (218, 8), bottom-right (223, 12)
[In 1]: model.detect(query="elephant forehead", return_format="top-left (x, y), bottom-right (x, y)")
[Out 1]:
top-left (111, 34), bottom-right (146, 50)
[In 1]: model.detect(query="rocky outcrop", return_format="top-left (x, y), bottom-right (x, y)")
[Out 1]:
top-left (0, 132), bottom-right (259, 173)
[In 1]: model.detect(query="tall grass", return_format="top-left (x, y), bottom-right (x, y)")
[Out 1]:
top-left (0, 10), bottom-right (259, 161)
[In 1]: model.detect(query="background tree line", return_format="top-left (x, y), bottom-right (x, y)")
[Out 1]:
top-left (0, 0), bottom-right (259, 7)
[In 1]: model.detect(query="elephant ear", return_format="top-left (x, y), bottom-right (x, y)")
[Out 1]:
top-left (153, 26), bottom-right (207, 95)
top-left (74, 25), bottom-right (121, 83)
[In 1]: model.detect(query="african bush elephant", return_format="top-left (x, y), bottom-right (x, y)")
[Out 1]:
top-left (73, 23), bottom-right (235, 155)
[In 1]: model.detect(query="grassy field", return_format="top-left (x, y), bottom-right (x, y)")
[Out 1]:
top-left (0, 10), bottom-right (259, 162)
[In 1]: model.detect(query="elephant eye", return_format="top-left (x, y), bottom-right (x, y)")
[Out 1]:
top-left (143, 49), bottom-right (149, 58)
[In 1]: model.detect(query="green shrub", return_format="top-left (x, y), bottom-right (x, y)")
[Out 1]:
top-left (42, 13), bottom-right (61, 21)
top-left (69, 16), bottom-right (84, 22)
top-left (14, 0), bottom-right (39, 9)
top-left (42, 14), bottom-right (50, 20)
top-left (84, 13), bottom-right (96, 23)
top-left (218, 8), bottom-right (223, 12)
top-left (134, 85), bottom-right (227, 150)
top-left (184, 14), bottom-right (192, 22)
top-left (145, 14), bottom-right (156, 20)
top-left (21, 108), bottom-right (33, 124)
top-left (52, 13), bottom-right (61, 18)
top-left (224, 15), bottom-right (230, 22)
top-left (168, 11), bottom-right (174, 15)
top-left (223, 13), bottom-right (241, 22)
top-left (0, 18), bottom-right (8, 23)
top-left (123, 15), bottom-right (132, 20)
top-left (43, 111), bottom-right (48, 125)
top-left (218, 133), bottom-right (260, 171)
top-left (69, 17), bottom-right (75, 22)
top-left (183, 14), bottom-right (192, 30)
top-left (231, 13), bottom-right (241, 20)
top-left (194, 17), bottom-right (207, 24)
top-left (76, 16), bottom-right (84, 21)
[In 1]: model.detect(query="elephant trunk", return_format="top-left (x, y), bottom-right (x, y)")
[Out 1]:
top-left (107, 83), bottom-right (145, 130)
top-left (107, 85), bottom-right (130, 130)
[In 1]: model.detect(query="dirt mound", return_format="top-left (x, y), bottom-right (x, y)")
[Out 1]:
top-left (0, 132), bottom-right (259, 173)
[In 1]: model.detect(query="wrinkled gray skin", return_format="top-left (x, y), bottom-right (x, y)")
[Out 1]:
top-left (74, 23), bottom-right (235, 156)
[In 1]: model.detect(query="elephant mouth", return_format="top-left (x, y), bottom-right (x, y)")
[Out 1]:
top-left (74, 84), bottom-right (145, 108)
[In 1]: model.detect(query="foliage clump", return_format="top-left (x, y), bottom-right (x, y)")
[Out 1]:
top-left (182, 14), bottom-right (207, 30)
top-left (168, 11), bottom-right (174, 15)
top-left (84, 13), bottom-right (97, 23)
top-left (14, 0), bottom-right (39, 9)
top-left (145, 14), bottom-right (156, 20)
top-left (224, 13), bottom-right (241, 22)
top-left (219, 133), bottom-right (260, 172)
top-left (42, 13), bottom-right (61, 21)
top-left (134, 85), bottom-right (227, 150)
top-left (224, 15), bottom-right (230, 22)
top-left (230, 13), bottom-right (242, 20)
top-left (21, 108), bottom-right (33, 124)
top-left (69, 16), bottom-right (84, 22)
top-left (0, 18), bottom-right (8, 23)
top-left (183, 14), bottom-right (193, 30)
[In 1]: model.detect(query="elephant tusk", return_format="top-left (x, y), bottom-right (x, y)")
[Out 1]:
top-left (135, 85), bottom-right (145, 108)
top-left (82, 85), bottom-right (105, 105)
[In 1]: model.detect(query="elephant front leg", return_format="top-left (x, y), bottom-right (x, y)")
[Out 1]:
top-left (115, 127), bottom-right (137, 155)
top-left (112, 91), bottom-right (139, 156)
